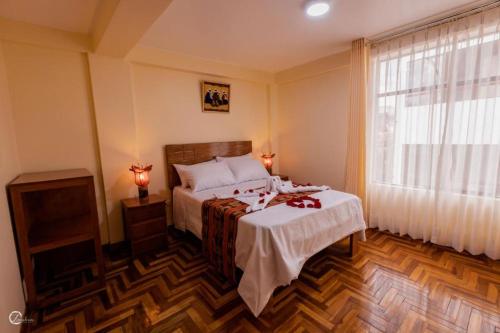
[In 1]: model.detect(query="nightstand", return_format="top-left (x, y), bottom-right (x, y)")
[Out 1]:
top-left (272, 174), bottom-right (289, 181)
top-left (121, 194), bottom-right (167, 257)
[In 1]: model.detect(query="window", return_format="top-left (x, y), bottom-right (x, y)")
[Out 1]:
top-left (371, 31), bottom-right (500, 197)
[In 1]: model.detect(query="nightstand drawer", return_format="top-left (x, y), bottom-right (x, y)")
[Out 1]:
top-left (132, 234), bottom-right (167, 255)
top-left (129, 217), bottom-right (165, 239)
top-left (127, 202), bottom-right (165, 223)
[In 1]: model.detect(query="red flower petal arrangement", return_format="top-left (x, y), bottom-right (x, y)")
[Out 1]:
top-left (286, 195), bottom-right (321, 209)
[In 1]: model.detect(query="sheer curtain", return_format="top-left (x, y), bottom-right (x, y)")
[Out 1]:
top-left (367, 7), bottom-right (500, 259)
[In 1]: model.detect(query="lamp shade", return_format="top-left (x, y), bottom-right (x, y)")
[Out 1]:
top-left (129, 164), bottom-right (152, 200)
top-left (261, 153), bottom-right (275, 174)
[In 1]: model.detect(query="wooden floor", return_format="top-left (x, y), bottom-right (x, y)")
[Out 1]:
top-left (24, 228), bottom-right (500, 332)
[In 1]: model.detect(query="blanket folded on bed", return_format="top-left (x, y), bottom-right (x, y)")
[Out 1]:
top-left (201, 191), bottom-right (317, 283)
top-left (270, 176), bottom-right (330, 193)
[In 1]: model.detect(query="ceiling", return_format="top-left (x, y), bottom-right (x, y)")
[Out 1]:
top-left (140, 0), bottom-right (479, 72)
top-left (0, 0), bottom-right (484, 72)
top-left (0, 0), bottom-right (100, 34)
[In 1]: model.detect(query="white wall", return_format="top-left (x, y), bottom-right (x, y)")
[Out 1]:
top-left (131, 63), bottom-right (270, 196)
top-left (0, 42), bottom-right (25, 333)
top-left (2, 42), bottom-right (109, 241)
top-left (276, 51), bottom-right (351, 190)
top-left (88, 54), bottom-right (138, 243)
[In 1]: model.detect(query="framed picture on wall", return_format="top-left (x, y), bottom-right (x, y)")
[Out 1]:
top-left (201, 81), bottom-right (230, 113)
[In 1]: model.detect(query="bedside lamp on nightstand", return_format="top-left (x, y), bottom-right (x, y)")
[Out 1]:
top-left (261, 153), bottom-right (276, 174)
top-left (129, 163), bottom-right (152, 200)
top-left (125, 163), bottom-right (168, 257)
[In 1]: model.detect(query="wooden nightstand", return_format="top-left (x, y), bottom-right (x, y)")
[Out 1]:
top-left (121, 194), bottom-right (167, 257)
top-left (272, 174), bottom-right (289, 181)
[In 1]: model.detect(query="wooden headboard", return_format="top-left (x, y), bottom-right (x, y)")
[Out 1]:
top-left (164, 141), bottom-right (252, 190)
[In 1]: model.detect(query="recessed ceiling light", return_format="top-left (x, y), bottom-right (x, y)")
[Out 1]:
top-left (306, 1), bottom-right (331, 17)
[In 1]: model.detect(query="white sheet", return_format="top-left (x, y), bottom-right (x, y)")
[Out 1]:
top-left (173, 181), bottom-right (366, 317)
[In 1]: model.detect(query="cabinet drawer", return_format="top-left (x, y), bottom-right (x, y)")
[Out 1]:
top-left (129, 217), bottom-right (166, 240)
top-left (132, 234), bottom-right (166, 255)
top-left (127, 203), bottom-right (165, 223)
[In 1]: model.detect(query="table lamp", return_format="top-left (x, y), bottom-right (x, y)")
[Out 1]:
top-left (129, 163), bottom-right (152, 200)
top-left (261, 153), bottom-right (275, 174)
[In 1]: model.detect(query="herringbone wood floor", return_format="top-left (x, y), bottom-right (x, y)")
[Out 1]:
top-left (23, 228), bottom-right (500, 332)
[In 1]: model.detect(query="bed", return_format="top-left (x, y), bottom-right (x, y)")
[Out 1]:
top-left (165, 141), bottom-right (366, 317)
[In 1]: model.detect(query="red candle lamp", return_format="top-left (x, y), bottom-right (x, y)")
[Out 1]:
top-left (261, 153), bottom-right (275, 175)
top-left (129, 163), bottom-right (152, 200)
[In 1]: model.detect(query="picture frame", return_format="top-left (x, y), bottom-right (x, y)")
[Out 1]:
top-left (201, 81), bottom-right (230, 113)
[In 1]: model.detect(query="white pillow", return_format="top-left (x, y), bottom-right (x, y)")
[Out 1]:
top-left (183, 161), bottom-right (236, 192)
top-left (216, 155), bottom-right (270, 183)
top-left (174, 160), bottom-right (215, 188)
top-left (215, 153), bottom-right (252, 163)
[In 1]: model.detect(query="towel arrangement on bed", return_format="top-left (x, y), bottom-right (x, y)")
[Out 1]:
top-left (213, 176), bottom-right (330, 213)
top-left (269, 175), bottom-right (330, 193)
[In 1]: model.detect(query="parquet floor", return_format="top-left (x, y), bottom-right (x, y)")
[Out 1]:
top-left (24, 228), bottom-right (500, 332)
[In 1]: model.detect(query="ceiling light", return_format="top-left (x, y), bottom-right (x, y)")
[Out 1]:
top-left (306, 1), bottom-right (331, 17)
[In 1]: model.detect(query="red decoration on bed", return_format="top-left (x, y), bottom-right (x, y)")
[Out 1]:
top-left (286, 195), bottom-right (321, 209)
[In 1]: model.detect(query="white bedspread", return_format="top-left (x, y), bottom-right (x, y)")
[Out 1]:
top-left (173, 181), bottom-right (366, 317)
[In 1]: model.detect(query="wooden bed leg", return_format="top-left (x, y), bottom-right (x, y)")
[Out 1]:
top-left (349, 231), bottom-right (361, 257)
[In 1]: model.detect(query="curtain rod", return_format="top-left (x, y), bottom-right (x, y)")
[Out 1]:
top-left (369, 0), bottom-right (500, 45)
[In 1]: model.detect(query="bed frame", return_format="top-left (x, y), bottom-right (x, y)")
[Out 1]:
top-left (163, 140), bottom-right (360, 256)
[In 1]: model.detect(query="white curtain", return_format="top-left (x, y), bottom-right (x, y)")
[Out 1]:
top-left (345, 38), bottom-right (367, 206)
top-left (367, 7), bottom-right (500, 259)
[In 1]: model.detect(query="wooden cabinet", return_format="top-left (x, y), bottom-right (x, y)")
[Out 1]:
top-left (121, 194), bottom-right (167, 257)
top-left (7, 169), bottom-right (105, 309)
